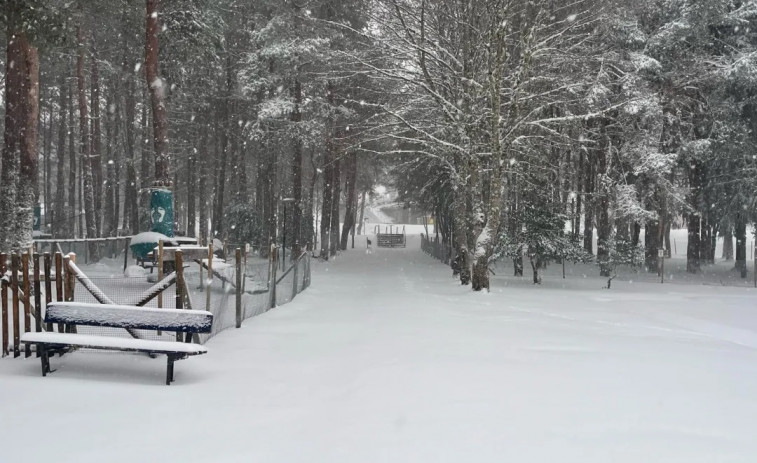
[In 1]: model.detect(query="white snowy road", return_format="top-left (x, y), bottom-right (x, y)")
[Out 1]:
top-left (2, 235), bottom-right (757, 462)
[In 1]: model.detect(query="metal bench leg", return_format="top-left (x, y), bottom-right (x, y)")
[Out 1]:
top-left (166, 354), bottom-right (175, 385)
top-left (39, 344), bottom-right (50, 377)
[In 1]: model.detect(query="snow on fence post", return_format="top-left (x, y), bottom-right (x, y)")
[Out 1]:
top-left (54, 252), bottom-right (63, 332)
top-left (44, 253), bottom-right (52, 332)
top-left (11, 254), bottom-right (20, 357)
top-left (235, 248), bottom-right (242, 328)
top-left (22, 252), bottom-right (31, 357)
top-left (1, 253), bottom-right (8, 357)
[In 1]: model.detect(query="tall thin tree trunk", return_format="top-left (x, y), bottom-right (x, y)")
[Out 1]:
top-left (291, 79), bottom-right (303, 257)
top-left (0, 8), bottom-right (28, 253)
top-left (329, 155), bottom-right (341, 256)
top-left (43, 91), bottom-right (53, 231)
top-left (145, 0), bottom-right (169, 186)
top-left (583, 151), bottom-right (594, 255)
top-left (735, 212), bottom-right (747, 278)
top-left (54, 74), bottom-right (68, 238)
top-left (723, 226), bottom-right (733, 260)
top-left (104, 89), bottom-right (116, 237)
top-left (90, 44), bottom-right (103, 234)
top-left (139, 97), bottom-right (151, 231)
top-left (68, 83), bottom-right (78, 237)
top-left (340, 153), bottom-right (357, 251)
top-left (77, 26), bottom-right (99, 261)
top-left (357, 190), bottom-right (366, 235)
top-left (687, 160), bottom-right (702, 273)
top-left (596, 120), bottom-right (611, 277)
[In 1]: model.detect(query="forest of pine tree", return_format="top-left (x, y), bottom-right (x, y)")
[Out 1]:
top-left (1, 0), bottom-right (757, 292)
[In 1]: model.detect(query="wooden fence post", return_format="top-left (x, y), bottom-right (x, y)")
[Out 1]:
top-left (206, 243), bottom-right (213, 312)
top-left (157, 240), bottom-right (164, 310)
top-left (175, 249), bottom-right (184, 342)
top-left (22, 252), bottom-right (31, 357)
top-left (54, 252), bottom-right (64, 332)
top-left (44, 253), bottom-right (52, 332)
top-left (64, 254), bottom-right (76, 333)
top-left (33, 253), bottom-right (41, 336)
top-left (1, 253), bottom-right (7, 357)
top-left (123, 238), bottom-right (129, 272)
top-left (236, 248), bottom-right (242, 328)
top-left (11, 254), bottom-right (20, 358)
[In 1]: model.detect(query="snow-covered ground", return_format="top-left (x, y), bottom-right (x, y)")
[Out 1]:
top-left (2, 234), bottom-right (757, 462)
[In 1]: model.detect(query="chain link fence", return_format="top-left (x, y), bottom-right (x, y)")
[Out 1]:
top-left (421, 233), bottom-right (454, 264)
top-left (2, 245), bottom-right (312, 355)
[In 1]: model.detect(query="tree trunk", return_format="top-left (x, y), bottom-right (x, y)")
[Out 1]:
top-left (68, 82), bottom-right (78, 237)
top-left (735, 212), bottom-right (747, 278)
top-left (104, 89), bottom-right (116, 237)
top-left (145, 0), bottom-right (169, 186)
top-left (291, 78), bottom-right (303, 257)
top-left (686, 160), bottom-right (702, 273)
top-left (320, 84), bottom-right (336, 259)
top-left (0, 12), bottom-right (29, 253)
top-left (212, 101), bottom-right (229, 238)
top-left (583, 151), bottom-right (594, 255)
top-left (596, 120), bottom-right (611, 277)
top-left (340, 153), bottom-right (357, 251)
top-left (90, 45), bottom-right (103, 234)
top-left (43, 90), bottom-right (53, 232)
top-left (77, 26), bottom-right (99, 261)
top-left (723, 226), bottom-right (733, 260)
top-left (357, 190), bottom-right (366, 235)
top-left (139, 96), bottom-right (151, 231)
top-left (112, 80), bottom-right (122, 234)
top-left (54, 74), bottom-right (68, 238)
top-left (329, 154), bottom-right (341, 256)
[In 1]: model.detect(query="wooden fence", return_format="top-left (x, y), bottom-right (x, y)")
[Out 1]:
top-left (1, 251), bottom-right (73, 358)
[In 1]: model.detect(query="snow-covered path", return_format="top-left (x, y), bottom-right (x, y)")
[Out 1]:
top-left (2, 236), bottom-right (757, 462)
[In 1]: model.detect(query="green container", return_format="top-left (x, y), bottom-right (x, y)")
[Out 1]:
top-left (150, 189), bottom-right (174, 237)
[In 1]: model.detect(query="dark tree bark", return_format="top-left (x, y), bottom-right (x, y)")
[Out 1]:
top-left (124, 75), bottom-right (139, 233)
top-left (329, 155), bottom-right (341, 256)
top-left (90, 44), bottom-right (103, 234)
top-left (0, 10), bottom-right (38, 252)
top-left (54, 74), bottom-right (68, 238)
top-left (145, 0), bottom-right (169, 186)
top-left (686, 160), bottom-right (703, 273)
top-left (291, 79), bottom-right (303, 257)
top-left (68, 83), bottom-right (78, 237)
top-left (104, 88), bottom-right (116, 237)
top-left (596, 120), bottom-right (611, 277)
top-left (139, 95), bottom-right (151, 231)
top-left (340, 153), bottom-right (357, 251)
top-left (76, 26), bottom-right (99, 261)
top-left (723, 226), bottom-right (733, 260)
top-left (582, 150), bottom-right (594, 255)
top-left (735, 212), bottom-right (747, 278)
top-left (212, 99), bottom-right (229, 238)
top-left (319, 84), bottom-right (336, 259)
top-left (43, 90), bottom-right (53, 231)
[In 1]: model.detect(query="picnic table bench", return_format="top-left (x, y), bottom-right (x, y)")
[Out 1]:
top-left (20, 302), bottom-right (213, 385)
